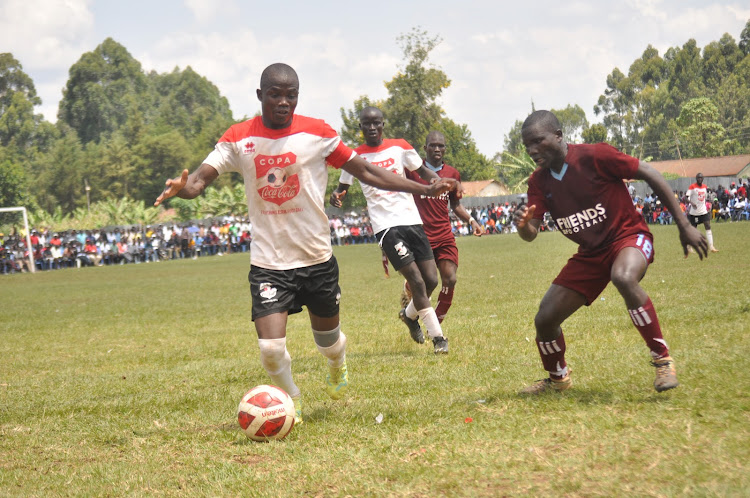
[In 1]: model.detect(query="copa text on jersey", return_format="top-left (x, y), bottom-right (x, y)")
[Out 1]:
top-left (555, 203), bottom-right (607, 235)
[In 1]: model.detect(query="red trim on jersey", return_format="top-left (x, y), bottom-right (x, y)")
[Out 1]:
top-left (219, 115), bottom-right (340, 142)
top-left (354, 138), bottom-right (415, 154)
top-left (217, 115), bottom-right (353, 169)
top-left (327, 142), bottom-right (355, 169)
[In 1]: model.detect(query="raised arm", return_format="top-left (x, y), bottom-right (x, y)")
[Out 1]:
top-left (154, 164), bottom-right (219, 207)
top-left (340, 155), bottom-right (455, 197)
top-left (634, 161), bottom-right (708, 259)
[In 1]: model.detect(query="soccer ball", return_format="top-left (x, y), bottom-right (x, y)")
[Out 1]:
top-left (237, 385), bottom-right (295, 441)
top-left (267, 167), bottom-right (286, 187)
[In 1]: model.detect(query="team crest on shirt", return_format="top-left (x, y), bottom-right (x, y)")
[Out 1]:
top-left (259, 282), bottom-right (278, 302)
top-left (394, 242), bottom-right (408, 258)
top-left (255, 153), bottom-right (300, 206)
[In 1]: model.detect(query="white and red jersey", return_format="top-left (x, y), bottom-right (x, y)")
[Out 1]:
top-left (686, 182), bottom-right (709, 216)
top-left (338, 139), bottom-right (423, 234)
top-left (204, 115), bottom-right (355, 270)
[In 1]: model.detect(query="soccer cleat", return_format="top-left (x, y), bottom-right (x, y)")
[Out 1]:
top-left (325, 361), bottom-right (348, 400)
top-left (399, 280), bottom-right (412, 309)
top-left (710, 247), bottom-right (719, 253)
top-left (292, 396), bottom-right (303, 425)
top-left (651, 356), bottom-right (679, 392)
top-left (432, 336), bottom-right (449, 354)
top-left (399, 308), bottom-right (424, 344)
top-left (519, 373), bottom-right (572, 394)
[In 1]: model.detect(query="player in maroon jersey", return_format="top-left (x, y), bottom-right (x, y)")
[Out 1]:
top-left (401, 131), bottom-right (483, 324)
top-left (513, 110), bottom-right (708, 394)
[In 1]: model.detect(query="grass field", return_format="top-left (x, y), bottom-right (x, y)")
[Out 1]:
top-left (1, 223), bottom-right (749, 496)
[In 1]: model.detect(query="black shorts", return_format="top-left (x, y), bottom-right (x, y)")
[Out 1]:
top-left (688, 213), bottom-right (710, 226)
top-left (377, 225), bottom-right (434, 271)
top-left (249, 256), bottom-right (341, 321)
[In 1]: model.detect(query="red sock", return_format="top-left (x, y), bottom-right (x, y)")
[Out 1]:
top-left (381, 252), bottom-right (389, 277)
top-left (536, 331), bottom-right (568, 378)
top-left (628, 297), bottom-right (669, 359)
top-left (435, 285), bottom-right (454, 323)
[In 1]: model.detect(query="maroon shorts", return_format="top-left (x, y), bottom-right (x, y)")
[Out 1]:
top-left (432, 239), bottom-right (459, 267)
top-left (553, 232), bottom-right (655, 305)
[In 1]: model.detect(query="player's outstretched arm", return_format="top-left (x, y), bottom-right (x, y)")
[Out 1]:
top-left (341, 156), bottom-right (455, 197)
top-left (154, 164), bottom-right (219, 207)
top-left (452, 202), bottom-right (483, 236)
top-left (635, 161), bottom-right (708, 260)
top-left (513, 204), bottom-right (540, 242)
top-left (329, 183), bottom-right (349, 208)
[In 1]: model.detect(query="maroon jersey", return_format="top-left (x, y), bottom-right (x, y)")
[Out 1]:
top-left (527, 143), bottom-right (649, 253)
top-left (406, 163), bottom-right (461, 246)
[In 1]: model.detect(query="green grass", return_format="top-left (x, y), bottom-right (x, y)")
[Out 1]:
top-left (1, 223), bottom-right (749, 496)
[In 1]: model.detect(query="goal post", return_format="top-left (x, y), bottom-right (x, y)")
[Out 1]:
top-left (0, 206), bottom-right (35, 273)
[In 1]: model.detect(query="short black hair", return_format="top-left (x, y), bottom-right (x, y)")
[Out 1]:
top-left (522, 110), bottom-right (561, 133)
top-left (259, 63), bottom-right (298, 90)
top-left (359, 106), bottom-right (384, 121)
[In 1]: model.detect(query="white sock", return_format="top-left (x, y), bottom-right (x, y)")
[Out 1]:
top-left (706, 229), bottom-right (715, 248)
top-left (316, 332), bottom-right (347, 368)
top-left (405, 300), bottom-right (418, 320)
top-left (417, 307), bottom-right (444, 340)
top-left (258, 337), bottom-right (300, 398)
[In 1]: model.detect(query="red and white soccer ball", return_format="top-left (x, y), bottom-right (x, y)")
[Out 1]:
top-left (237, 384), bottom-right (295, 442)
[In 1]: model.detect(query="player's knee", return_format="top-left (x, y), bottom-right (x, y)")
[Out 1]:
top-left (534, 309), bottom-right (559, 338)
top-left (258, 338), bottom-right (289, 374)
top-left (611, 268), bottom-right (639, 291)
top-left (424, 274), bottom-right (439, 294)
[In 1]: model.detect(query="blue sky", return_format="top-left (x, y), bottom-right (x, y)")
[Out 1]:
top-left (2, 0), bottom-right (748, 157)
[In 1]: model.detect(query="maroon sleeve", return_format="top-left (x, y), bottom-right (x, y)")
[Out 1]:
top-left (526, 171), bottom-right (547, 219)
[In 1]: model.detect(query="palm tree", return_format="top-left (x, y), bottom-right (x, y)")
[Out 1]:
top-left (497, 150), bottom-right (538, 194)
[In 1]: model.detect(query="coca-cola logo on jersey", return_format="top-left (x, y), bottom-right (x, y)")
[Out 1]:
top-left (255, 152), bottom-right (300, 206)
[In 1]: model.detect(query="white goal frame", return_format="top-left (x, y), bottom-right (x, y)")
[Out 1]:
top-left (0, 206), bottom-right (35, 273)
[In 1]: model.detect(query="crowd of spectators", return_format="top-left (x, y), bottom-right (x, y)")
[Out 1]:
top-left (632, 178), bottom-right (750, 225)
top-left (4, 177), bottom-right (747, 274)
top-left (0, 218), bottom-right (253, 274)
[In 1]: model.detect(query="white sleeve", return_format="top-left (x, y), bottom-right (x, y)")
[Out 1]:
top-left (203, 142), bottom-right (241, 175)
top-left (403, 148), bottom-right (424, 172)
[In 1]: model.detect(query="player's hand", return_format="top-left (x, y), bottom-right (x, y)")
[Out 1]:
top-left (513, 204), bottom-right (536, 228)
top-left (680, 224), bottom-right (708, 260)
top-left (154, 169), bottom-right (189, 207)
top-left (425, 178), bottom-right (456, 197)
top-left (470, 219), bottom-right (483, 237)
top-left (329, 190), bottom-right (347, 208)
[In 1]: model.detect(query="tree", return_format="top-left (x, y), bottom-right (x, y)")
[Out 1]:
top-left (496, 150), bottom-right (536, 194)
top-left (582, 124), bottom-right (608, 144)
top-left (739, 19), bottom-right (750, 56)
top-left (551, 104), bottom-right (588, 143)
top-left (675, 97), bottom-right (729, 157)
top-left (381, 28), bottom-right (450, 148)
top-left (58, 38), bottom-right (150, 144)
top-left (439, 118), bottom-right (496, 181)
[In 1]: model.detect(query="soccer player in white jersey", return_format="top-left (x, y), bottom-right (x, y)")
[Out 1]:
top-left (686, 173), bottom-right (719, 253)
top-left (329, 106), bottom-right (450, 354)
top-left (154, 64), bottom-right (456, 423)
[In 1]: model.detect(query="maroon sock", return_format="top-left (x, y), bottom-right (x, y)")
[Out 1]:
top-left (381, 252), bottom-right (389, 276)
top-left (628, 297), bottom-right (669, 359)
top-left (536, 330), bottom-right (568, 378)
top-left (435, 285), bottom-right (454, 323)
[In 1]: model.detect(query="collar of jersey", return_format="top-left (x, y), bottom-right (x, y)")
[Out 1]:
top-left (550, 162), bottom-right (568, 181)
top-left (424, 160), bottom-right (443, 172)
